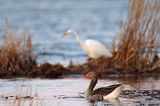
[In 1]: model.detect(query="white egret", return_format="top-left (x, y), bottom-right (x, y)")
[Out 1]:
top-left (63, 29), bottom-right (112, 59)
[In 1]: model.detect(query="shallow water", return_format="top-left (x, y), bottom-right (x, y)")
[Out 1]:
top-left (0, 76), bottom-right (160, 106)
top-left (0, 0), bottom-right (129, 65)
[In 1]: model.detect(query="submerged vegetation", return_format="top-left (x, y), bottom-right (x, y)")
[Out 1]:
top-left (3, 85), bottom-right (45, 106)
top-left (0, 0), bottom-right (160, 78)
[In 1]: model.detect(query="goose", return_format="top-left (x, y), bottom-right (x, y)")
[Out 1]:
top-left (85, 71), bottom-right (124, 101)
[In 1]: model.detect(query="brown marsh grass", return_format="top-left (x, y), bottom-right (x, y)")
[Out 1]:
top-left (0, 23), bottom-right (68, 78)
top-left (111, 0), bottom-right (160, 73)
top-left (0, 22), bottom-right (36, 77)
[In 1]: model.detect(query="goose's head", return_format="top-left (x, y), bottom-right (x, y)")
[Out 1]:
top-left (85, 71), bottom-right (98, 80)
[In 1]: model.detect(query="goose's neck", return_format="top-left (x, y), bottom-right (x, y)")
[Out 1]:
top-left (85, 77), bottom-right (98, 99)
top-left (88, 78), bottom-right (98, 92)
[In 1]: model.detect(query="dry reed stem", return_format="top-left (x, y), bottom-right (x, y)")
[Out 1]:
top-left (11, 85), bottom-right (44, 106)
top-left (0, 22), bottom-right (36, 77)
top-left (111, 0), bottom-right (160, 73)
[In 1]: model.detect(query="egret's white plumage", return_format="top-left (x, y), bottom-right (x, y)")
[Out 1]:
top-left (85, 39), bottom-right (112, 58)
top-left (63, 29), bottom-right (112, 59)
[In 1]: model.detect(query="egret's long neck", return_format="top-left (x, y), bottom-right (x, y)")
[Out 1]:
top-left (73, 31), bottom-right (87, 52)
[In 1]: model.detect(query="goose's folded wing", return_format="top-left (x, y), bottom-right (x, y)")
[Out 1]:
top-left (91, 84), bottom-right (122, 96)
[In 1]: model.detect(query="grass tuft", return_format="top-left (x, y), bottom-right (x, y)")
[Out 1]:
top-left (0, 22), bottom-right (36, 77)
top-left (111, 0), bottom-right (160, 73)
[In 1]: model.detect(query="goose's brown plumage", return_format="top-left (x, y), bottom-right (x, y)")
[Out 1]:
top-left (91, 84), bottom-right (122, 96)
top-left (85, 72), bottom-right (123, 101)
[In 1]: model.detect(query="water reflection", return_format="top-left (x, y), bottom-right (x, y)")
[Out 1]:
top-left (106, 75), bottom-right (160, 90)
top-left (107, 99), bottom-right (121, 106)
top-left (88, 99), bottom-right (121, 106)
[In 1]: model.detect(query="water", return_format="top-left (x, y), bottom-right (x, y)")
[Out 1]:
top-left (0, 0), bottom-right (128, 65)
top-left (0, 76), bottom-right (160, 106)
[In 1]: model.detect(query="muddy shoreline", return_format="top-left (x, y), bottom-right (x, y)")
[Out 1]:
top-left (1, 60), bottom-right (160, 79)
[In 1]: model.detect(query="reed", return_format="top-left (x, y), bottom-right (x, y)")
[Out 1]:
top-left (0, 22), bottom-right (36, 77)
top-left (111, 0), bottom-right (160, 73)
